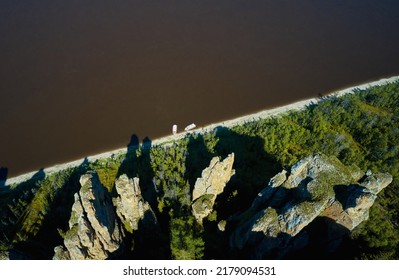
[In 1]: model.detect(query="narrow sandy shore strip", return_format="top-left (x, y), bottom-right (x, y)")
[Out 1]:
top-left (3, 75), bottom-right (399, 187)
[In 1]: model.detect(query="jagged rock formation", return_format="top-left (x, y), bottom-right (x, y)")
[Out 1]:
top-left (322, 172), bottom-right (393, 230)
top-left (231, 154), bottom-right (392, 259)
top-left (53, 172), bottom-right (158, 260)
top-left (192, 153), bottom-right (235, 223)
top-left (53, 172), bottom-right (122, 260)
top-left (113, 175), bottom-right (157, 233)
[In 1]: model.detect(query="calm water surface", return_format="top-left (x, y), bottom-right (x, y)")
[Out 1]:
top-left (1, 0), bottom-right (399, 177)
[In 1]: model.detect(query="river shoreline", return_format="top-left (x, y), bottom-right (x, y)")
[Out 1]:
top-left (3, 75), bottom-right (399, 187)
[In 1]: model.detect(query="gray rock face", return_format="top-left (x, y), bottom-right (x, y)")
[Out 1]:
top-left (53, 246), bottom-right (70, 260)
top-left (218, 220), bottom-right (227, 232)
top-left (251, 170), bottom-right (287, 210)
top-left (113, 175), bottom-right (157, 233)
top-left (192, 153), bottom-right (235, 223)
top-left (360, 172), bottom-right (392, 195)
top-left (322, 172), bottom-right (392, 230)
top-left (53, 172), bottom-right (122, 260)
top-left (0, 251), bottom-right (9, 260)
top-left (231, 154), bottom-right (392, 258)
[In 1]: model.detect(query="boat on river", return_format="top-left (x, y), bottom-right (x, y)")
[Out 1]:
top-left (184, 123), bottom-right (196, 131)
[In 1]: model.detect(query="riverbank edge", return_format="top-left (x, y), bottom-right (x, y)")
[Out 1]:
top-left (3, 75), bottom-right (399, 186)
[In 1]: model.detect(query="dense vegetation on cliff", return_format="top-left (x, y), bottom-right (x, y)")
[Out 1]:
top-left (0, 80), bottom-right (398, 260)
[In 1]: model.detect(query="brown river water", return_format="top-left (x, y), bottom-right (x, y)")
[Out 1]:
top-left (1, 0), bottom-right (399, 178)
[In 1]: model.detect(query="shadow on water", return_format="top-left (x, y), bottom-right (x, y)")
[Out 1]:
top-left (0, 167), bottom-right (46, 201)
top-left (117, 134), bottom-right (139, 178)
top-left (0, 167), bottom-right (45, 193)
top-left (0, 167), bottom-right (8, 189)
top-left (31, 168), bottom-right (46, 182)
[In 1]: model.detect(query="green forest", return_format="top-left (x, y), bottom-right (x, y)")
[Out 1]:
top-left (1, 80), bottom-right (399, 259)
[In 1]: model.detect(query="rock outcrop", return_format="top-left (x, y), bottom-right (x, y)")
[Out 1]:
top-left (231, 154), bottom-right (392, 258)
top-left (53, 172), bottom-right (122, 260)
top-left (322, 172), bottom-right (393, 230)
top-left (113, 175), bottom-right (157, 233)
top-left (192, 153), bottom-right (235, 223)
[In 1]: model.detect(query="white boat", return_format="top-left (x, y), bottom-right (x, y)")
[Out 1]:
top-left (184, 123), bottom-right (196, 131)
top-left (172, 124), bottom-right (177, 135)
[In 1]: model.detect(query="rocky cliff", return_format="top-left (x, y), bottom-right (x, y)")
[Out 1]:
top-left (113, 175), bottom-right (157, 234)
top-left (2, 151), bottom-right (393, 260)
top-left (191, 153), bottom-right (235, 223)
top-left (53, 172), bottom-right (158, 260)
top-left (230, 154), bottom-right (392, 259)
top-left (53, 172), bottom-right (122, 260)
